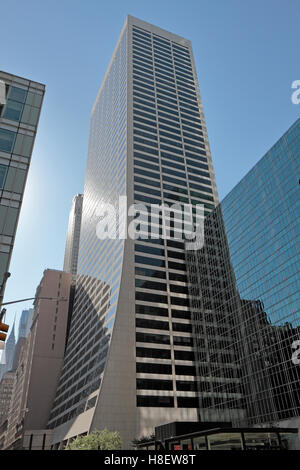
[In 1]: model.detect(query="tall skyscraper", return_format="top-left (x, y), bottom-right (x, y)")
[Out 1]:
top-left (187, 119), bottom-right (300, 443)
top-left (63, 194), bottom-right (83, 278)
top-left (0, 71), bottom-right (45, 302)
top-left (48, 16), bottom-right (219, 449)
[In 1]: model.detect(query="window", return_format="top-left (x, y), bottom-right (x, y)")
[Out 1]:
top-left (134, 175), bottom-right (161, 188)
top-left (0, 80), bottom-right (6, 107)
top-left (172, 310), bottom-right (191, 319)
top-left (173, 336), bottom-right (193, 346)
top-left (134, 159), bottom-right (159, 172)
top-left (177, 397), bottom-right (199, 408)
top-left (137, 395), bottom-right (174, 407)
top-left (8, 86), bottom-right (27, 103)
top-left (0, 128), bottom-right (16, 153)
top-left (134, 184), bottom-right (160, 197)
top-left (136, 347), bottom-right (171, 359)
top-left (135, 292), bottom-right (168, 304)
top-left (175, 365), bottom-right (197, 376)
top-left (136, 318), bottom-right (169, 330)
top-left (135, 244), bottom-right (164, 256)
top-left (135, 304), bottom-right (168, 316)
top-left (0, 165), bottom-right (8, 189)
top-left (134, 167), bottom-right (160, 180)
top-left (172, 321), bottom-right (193, 332)
top-left (13, 133), bottom-right (34, 157)
top-left (2, 100), bottom-right (24, 121)
top-left (135, 279), bottom-right (167, 292)
top-left (136, 362), bottom-right (172, 374)
top-left (136, 378), bottom-right (173, 390)
top-left (171, 296), bottom-right (189, 306)
top-left (176, 380), bottom-right (197, 391)
top-left (136, 332), bottom-right (170, 345)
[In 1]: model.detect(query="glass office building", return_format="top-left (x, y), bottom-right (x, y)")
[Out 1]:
top-left (0, 72), bottom-right (45, 302)
top-left (187, 119), bottom-right (300, 434)
top-left (48, 16), bottom-right (220, 448)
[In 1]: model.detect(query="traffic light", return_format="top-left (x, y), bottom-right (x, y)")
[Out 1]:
top-left (0, 308), bottom-right (9, 342)
top-left (0, 321), bottom-right (9, 341)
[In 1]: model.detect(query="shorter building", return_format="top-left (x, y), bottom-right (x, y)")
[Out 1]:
top-left (2, 269), bottom-right (72, 450)
top-left (0, 371), bottom-right (15, 425)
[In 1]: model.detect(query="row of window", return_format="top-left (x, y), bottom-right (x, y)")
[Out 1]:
top-left (136, 376), bottom-right (197, 391)
top-left (0, 127), bottom-right (34, 157)
top-left (136, 317), bottom-right (192, 333)
top-left (133, 57), bottom-right (193, 79)
top-left (133, 59), bottom-right (194, 85)
top-left (132, 53), bottom-right (195, 86)
top-left (136, 396), bottom-right (199, 408)
top-left (136, 332), bottom-right (193, 346)
top-left (134, 167), bottom-right (213, 197)
top-left (132, 40), bottom-right (191, 65)
top-left (133, 102), bottom-right (202, 131)
top-left (136, 362), bottom-right (196, 375)
top-left (132, 31), bottom-right (191, 60)
top-left (0, 85), bottom-right (42, 125)
top-left (133, 118), bottom-right (204, 151)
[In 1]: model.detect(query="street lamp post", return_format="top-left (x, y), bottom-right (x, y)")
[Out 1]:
top-left (1, 297), bottom-right (68, 307)
top-left (0, 297), bottom-right (67, 346)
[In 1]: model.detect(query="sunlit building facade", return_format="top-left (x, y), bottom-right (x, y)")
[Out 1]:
top-left (48, 16), bottom-right (220, 448)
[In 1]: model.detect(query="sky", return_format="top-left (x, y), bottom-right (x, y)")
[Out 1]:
top-left (1, 0), bottom-right (299, 336)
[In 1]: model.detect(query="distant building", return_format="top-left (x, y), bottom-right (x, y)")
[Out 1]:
top-left (11, 309), bottom-right (34, 372)
top-left (0, 71), bottom-right (45, 302)
top-left (2, 269), bottom-right (72, 450)
top-left (18, 309), bottom-right (34, 339)
top-left (63, 194), bottom-right (83, 279)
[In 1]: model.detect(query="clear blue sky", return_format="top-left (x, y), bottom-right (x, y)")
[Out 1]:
top-left (1, 0), bottom-right (299, 335)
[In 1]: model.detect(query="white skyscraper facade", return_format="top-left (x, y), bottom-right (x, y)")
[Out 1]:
top-left (48, 16), bottom-right (219, 449)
